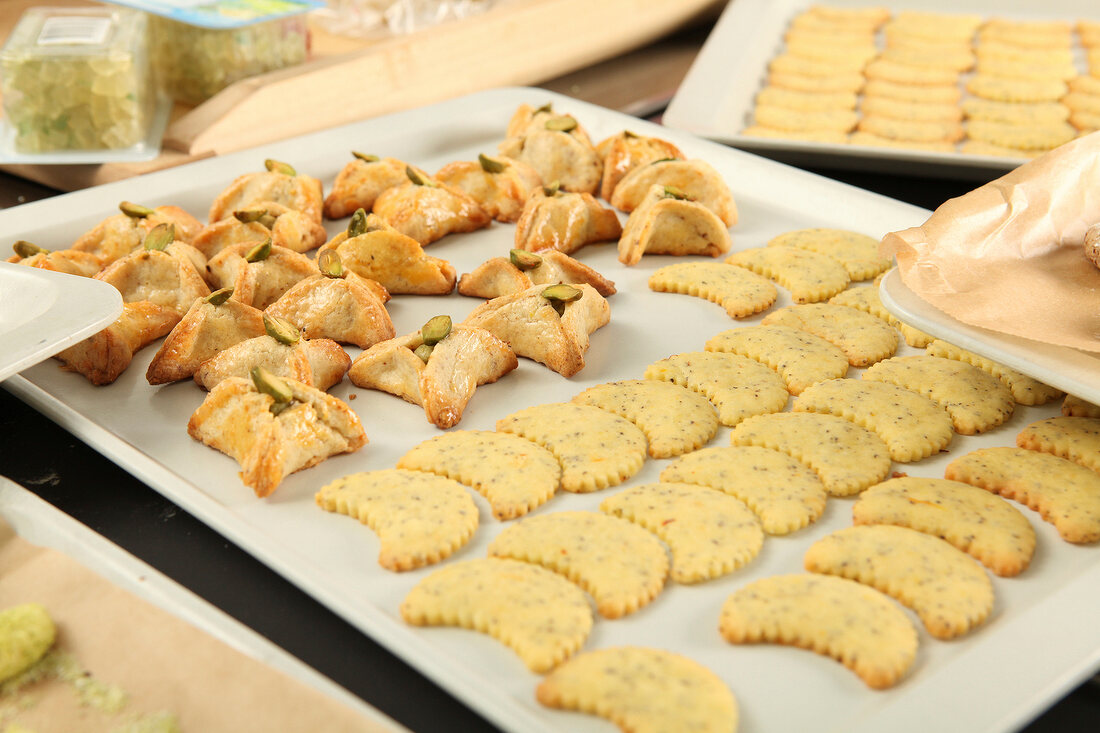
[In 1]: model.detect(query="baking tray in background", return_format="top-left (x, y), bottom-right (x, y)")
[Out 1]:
top-left (663, 0), bottom-right (1097, 180)
top-left (2, 87), bottom-right (1099, 733)
top-left (0, 476), bottom-right (406, 732)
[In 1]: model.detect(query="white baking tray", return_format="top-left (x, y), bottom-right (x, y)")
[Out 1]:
top-left (879, 268), bottom-right (1100, 406)
top-left (2, 87), bottom-right (1098, 733)
top-left (0, 476), bottom-right (406, 732)
top-left (664, 0), bottom-right (1097, 179)
top-left (0, 261), bottom-right (122, 382)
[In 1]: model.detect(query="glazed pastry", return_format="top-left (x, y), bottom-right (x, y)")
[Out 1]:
top-left (95, 224), bottom-right (210, 318)
top-left (193, 314), bottom-right (350, 392)
top-left (70, 201), bottom-right (202, 268)
top-left (208, 159), bottom-right (324, 226)
top-left (55, 301), bottom-right (179, 385)
top-left (434, 153), bottom-right (542, 223)
top-left (513, 185), bottom-right (622, 255)
top-left (265, 250), bottom-right (396, 349)
top-left (192, 201), bottom-right (326, 258)
top-left (371, 167), bottom-right (491, 246)
top-left (618, 184), bottom-right (732, 266)
top-left (323, 153), bottom-right (427, 219)
top-left (187, 371), bottom-right (367, 497)
top-left (6, 241), bottom-right (102, 277)
top-left (463, 283), bottom-right (610, 377)
top-left (458, 248), bottom-right (615, 299)
top-left (315, 210), bottom-right (456, 295)
top-left (610, 159), bottom-right (738, 227)
top-left (595, 130), bottom-right (685, 201)
top-left (498, 103), bottom-right (602, 195)
top-left (349, 316), bottom-right (517, 429)
top-left (146, 288), bottom-right (267, 385)
top-left (206, 239), bottom-right (318, 310)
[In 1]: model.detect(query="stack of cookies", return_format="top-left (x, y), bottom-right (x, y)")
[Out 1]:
top-left (743, 4), bottom-right (1100, 159)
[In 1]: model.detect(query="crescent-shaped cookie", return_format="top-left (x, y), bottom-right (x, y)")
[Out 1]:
top-left (761, 303), bottom-right (898, 367)
top-left (705, 324), bottom-right (849, 395)
top-left (649, 262), bottom-right (777, 319)
top-left (644, 352), bottom-right (789, 427)
top-left (1016, 416), bottom-right (1100, 473)
top-left (726, 245), bottom-right (850, 303)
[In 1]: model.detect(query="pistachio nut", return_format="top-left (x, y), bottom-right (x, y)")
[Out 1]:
top-left (406, 166), bottom-right (435, 187)
top-left (347, 208), bottom-right (370, 238)
top-left (233, 207), bottom-right (268, 224)
top-left (204, 287), bottom-right (234, 306)
top-left (265, 158), bottom-right (296, 176)
top-left (662, 185), bottom-right (689, 200)
top-left (352, 151), bottom-right (379, 162)
top-left (245, 238), bottom-right (272, 263)
top-left (509, 248), bottom-right (542, 271)
top-left (541, 284), bottom-right (582, 315)
top-left (420, 314), bottom-right (452, 345)
top-left (318, 249), bottom-right (345, 278)
top-left (251, 365), bottom-right (293, 409)
top-left (12, 241), bottom-right (47, 258)
top-left (143, 223), bottom-right (175, 251)
top-left (119, 201), bottom-right (155, 219)
top-left (263, 313), bottom-right (301, 345)
top-left (413, 343), bottom-right (434, 363)
top-left (542, 180), bottom-right (562, 197)
top-left (545, 116), bottom-right (578, 132)
top-left (478, 153), bottom-right (506, 174)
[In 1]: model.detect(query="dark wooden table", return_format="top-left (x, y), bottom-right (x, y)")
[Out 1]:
top-left (2, 16), bottom-right (1098, 733)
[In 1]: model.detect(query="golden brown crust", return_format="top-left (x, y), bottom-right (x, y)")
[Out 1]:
top-left (193, 335), bottom-right (351, 392)
top-left (95, 245), bottom-right (211, 317)
top-left (434, 156), bottom-right (542, 223)
top-left (70, 206), bottom-right (203, 268)
top-left (513, 189), bottom-right (622, 255)
top-left (618, 184), bottom-right (731, 266)
top-left (146, 298), bottom-right (266, 384)
top-left (56, 301), bottom-right (179, 385)
top-left (610, 159), bottom-right (738, 227)
top-left (206, 243), bottom-right (318, 310)
top-left (458, 250), bottom-right (615, 299)
top-left (371, 180), bottom-right (491, 246)
top-left (595, 131), bottom-right (685, 201)
top-left (8, 249), bottom-right (103, 277)
top-left (265, 271), bottom-right (396, 349)
top-left (323, 157), bottom-right (418, 219)
top-left (208, 170), bottom-right (324, 226)
top-left (314, 219), bottom-right (455, 296)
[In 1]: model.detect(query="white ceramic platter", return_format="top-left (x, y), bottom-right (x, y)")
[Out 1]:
top-left (0, 476), bottom-right (406, 731)
top-left (3, 87), bottom-right (1098, 733)
top-left (879, 268), bottom-right (1100, 406)
top-left (0, 260), bottom-right (122, 382)
top-left (663, 0), bottom-right (1098, 179)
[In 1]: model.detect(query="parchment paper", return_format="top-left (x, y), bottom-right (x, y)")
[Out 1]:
top-left (0, 519), bottom-right (392, 732)
top-left (881, 131), bottom-right (1100, 354)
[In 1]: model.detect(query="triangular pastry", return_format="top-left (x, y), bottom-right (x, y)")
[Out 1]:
top-left (462, 283), bottom-right (610, 377)
top-left (207, 240), bottom-right (318, 310)
top-left (55, 301), bottom-right (179, 385)
top-left (187, 373), bottom-right (367, 498)
top-left (610, 159), bottom-right (738, 226)
top-left (95, 235), bottom-right (211, 318)
top-left (193, 316), bottom-right (351, 392)
top-left (208, 159), bottom-right (323, 226)
top-left (146, 291), bottom-right (267, 384)
top-left (458, 249), bottom-right (615, 299)
top-left (513, 187), bottom-right (622, 255)
top-left (348, 319), bottom-right (517, 429)
top-left (265, 253), bottom-right (395, 349)
top-left (595, 130), bottom-right (685, 201)
top-left (434, 154), bottom-right (542, 223)
top-left (499, 104), bottom-right (602, 194)
top-left (323, 154), bottom-right (424, 219)
top-left (315, 211), bottom-right (456, 295)
top-left (371, 168), bottom-right (491, 245)
top-left (7, 243), bottom-right (103, 277)
top-left (71, 201), bottom-right (202, 268)
top-left (618, 184), bottom-right (732, 265)
top-left (192, 201), bottom-right (326, 258)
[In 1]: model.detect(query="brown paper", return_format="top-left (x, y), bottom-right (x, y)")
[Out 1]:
top-left (0, 519), bottom-right (394, 732)
top-left (881, 131), bottom-right (1100, 354)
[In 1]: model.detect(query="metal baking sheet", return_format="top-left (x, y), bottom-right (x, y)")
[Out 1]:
top-left (0, 476), bottom-right (405, 731)
top-left (663, 0), bottom-right (1098, 180)
top-left (2, 87), bottom-right (1099, 733)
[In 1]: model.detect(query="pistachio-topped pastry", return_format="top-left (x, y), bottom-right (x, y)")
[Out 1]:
top-left (371, 168), bottom-right (491, 246)
top-left (6, 240), bottom-right (102, 277)
top-left (458, 248), bottom-right (615, 300)
top-left (434, 153), bottom-right (543, 223)
top-left (70, 200), bottom-right (202, 268)
top-left (206, 240), bottom-right (318, 310)
top-left (498, 103), bottom-right (603, 195)
top-left (94, 226), bottom-right (210, 319)
top-left (513, 186), bottom-right (622, 255)
top-left (324, 154), bottom-right (424, 219)
top-left (610, 158), bottom-right (738, 227)
top-left (208, 159), bottom-right (324, 226)
top-left (617, 183), bottom-right (732, 266)
top-left (594, 129), bottom-right (686, 201)
top-left (192, 201), bottom-right (327, 258)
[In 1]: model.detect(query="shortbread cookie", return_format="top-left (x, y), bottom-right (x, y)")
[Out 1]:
top-left (885, 16), bottom-right (979, 44)
top-left (768, 70), bottom-right (866, 94)
top-left (976, 42), bottom-right (1074, 68)
top-left (852, 476), bottom-right (1036, 577)
top-left (863, 59), bottom-right (959, 87)
top-left (1063, 394), bottom-right (1100, 418)
top-left (726, 245), bottom-right (850, 303)
top-left (661, 445), bottom-right (828, 535)
top-left (959, 140), bottom-right (1038, 159)
top-left (975, 55), bottom-right (1077, 81)
top-left (536, 647), bottom-right (738, 733)
top-left (980, 19), bottom-right (1072, 47)
top-left (755, 86), bottom-right (858, 111)
top-left (962, 99), bottom-right (1071, 126)
top-left (752, 105), bottom-right (860, 133)
top-left (766, 227), bottom-right (890, 281)
top-left (396, 430), bottom-right (560, 520)
top-left (828, 284), bottom-right (934, 347)
top-left (315, 469), bottom-right (478, 571)
top-left (879, 45), bottom-right (974, 72)
top-left (1068, 75), bottom-right (1100, 96)
top-left (488, 511), bottom-right (669, 618)
top-left (1063, 91), bottom-right (1100, 115)
top-left (644, 351), bottom-right (789, 427)
top-left (966, 75), bottom-right (1068, 103)
top-left (496, 402), bottom-right (647, 492)
top-left (573, 379), bottom-right (719, 458)
top-left (649, 262), bottom-right (777, 319)
top-left (794, 378), bottom-right (954, 462)
top-left (805, 524), bottom-right (993, 639)
top-left (862, 355), bottom-right (1015, 435)
top-left (1017, 417), bottom-right (1100, 473)
top-left (924, 340), bottom-right (1063, 406)
top-left (862, 79), bottom-right (961, 105)
top-left (730, 412), bottom-right (891, 496)
top-left (967, 119), bottom-right (1076, 151)
top-left (768, 53), bottom-right (868, 77)
top-left (719, 573), bottom-right (917, 690)
top-left (945, 447), bottom-right (1100, 544)
top-left (847, 132), bottom-right (956, 153)
top-left (740, 125), bottom-right (850, 143)
top-left (601, 482), bottom-right (764, 583)
top-left (761, 303), bottom-right (898, 367)
top-left (400, 557), bottom-right (592, 672)
top-left (785, 39), bottom-right (878, 66)
top-left (861, 97), bottom-right (964, 123)
top-left (1070, 109), bottom-right (1100, 133)
top-left (705, 324), bottom-right (848, 395)
top-left (857, 115), bottom-right (964, 144)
